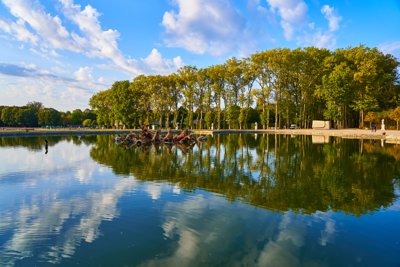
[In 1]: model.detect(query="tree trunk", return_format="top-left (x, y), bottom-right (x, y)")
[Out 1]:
top-left (217, 97), bottom-right (221, 130)
top-left (286, 104), bottom-right (289, 129)
top-left (200, 109), bottom-right (203, 129)
top-left (360, 109), bottom-right (364, 129)
top-left (166, 111), bottom-right (170, 130)
top-left (173, 106), bottom-right (178, 129)
top-left (275, 102), bottom-right (278, 129)
top-left (267, 101), bottom-right (270, 130)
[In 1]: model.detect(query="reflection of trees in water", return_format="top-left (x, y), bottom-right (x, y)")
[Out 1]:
top-left (0, 135), bottom-right (98, 150)
top-left (90, 134), bottom-right (400, 216)
top-left (2, 134), bottom-right (398, 215)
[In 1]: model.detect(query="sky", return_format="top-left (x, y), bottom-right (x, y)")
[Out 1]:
top-left (0, 0), bottom-right (399, 111)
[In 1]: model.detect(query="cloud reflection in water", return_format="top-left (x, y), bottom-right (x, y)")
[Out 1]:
top-left (0, 142), bottom-right (138, 266)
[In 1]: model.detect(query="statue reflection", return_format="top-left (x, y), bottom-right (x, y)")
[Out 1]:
top-left (44, 139), bottom-right (48, 154)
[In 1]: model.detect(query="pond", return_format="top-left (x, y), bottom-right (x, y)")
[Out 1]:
top-left (0, 134), bottom-right (399, 267)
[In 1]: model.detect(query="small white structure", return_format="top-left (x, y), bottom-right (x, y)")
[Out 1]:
top-left (312, 120), bottom-right (330, 130)
top-left (255, 122), bottom-right (258, 130)
top-left (312, 135), bottom-right (330, 144)
top-left (211, 123), bottom-right (214, 130)
top-left (381, 119), bottom-right (385, 131)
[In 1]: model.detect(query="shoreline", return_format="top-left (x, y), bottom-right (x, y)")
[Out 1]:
top-left (0, 127), bottom-right (400, 143)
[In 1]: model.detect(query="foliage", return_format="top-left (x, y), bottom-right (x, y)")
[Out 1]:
top-left (87, 134), bottom-right (400, 216)
top-left (85, 46), bottom-right (399, 130)
top-left (1, 102), bottom-right (96, 127)
top-left (389, 107), bottom-right (400, 130)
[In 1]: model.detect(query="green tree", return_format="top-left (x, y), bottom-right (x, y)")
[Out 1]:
top-left (224, 57), bottom-right (244, 129)
top-left (0, 106), bottom-right (4, 126)
top-left (364, 112), bottom-right (377, 129)
top-left (110, 80), bottom-right (137, 128)
top-left (319, 55), bottom-right (354, 128)
top-left (1, 106), bottom-right (15, 126)
top-left (71, 109), bottom-right (83, 126)
top-left (178, 66), bottom-right (198, 129)
top-left (252, 51), bottom-right (273, 129)
top-left (208, 64), bottom-right (226, 129)
top-left (82, 119), bottom-right (92, 127)
top-left (38, 108), bottom-right (62, 126)
top-left (389, 107), bottom-right (400, 130)
top-left (294, 47), bottom-right (330, 128)
top-left (25, 101), bottom-right (43, 126)
top-left (89, 89), bottom-right (113, 127)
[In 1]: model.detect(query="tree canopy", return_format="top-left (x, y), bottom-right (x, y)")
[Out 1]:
top-left (0, 103), bottom-right (96, 128)
top-left (89, 46), bottom-right (399, 129)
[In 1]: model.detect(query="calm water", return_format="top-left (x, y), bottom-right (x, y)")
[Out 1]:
top-left (0, 134), bottom-right (399, 267)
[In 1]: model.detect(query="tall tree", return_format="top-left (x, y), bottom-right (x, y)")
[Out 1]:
top-left (208, 64), bottom-right (226, 129)
top-left (178, 66), bottom-right (198, 128)
top-left (224, 57), bottom-right (244, 129)
top-left (89, 89), bottom-right (113, 127)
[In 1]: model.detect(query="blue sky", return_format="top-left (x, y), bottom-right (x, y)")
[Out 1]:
top-left (0, 0), bottom-right (399, 111)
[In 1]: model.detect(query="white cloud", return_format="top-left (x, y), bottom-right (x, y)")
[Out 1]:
top-left (0, 17), bottom-right (38, 44)
top-left (0, 0), bottom-right (186, 110)
top-left (0, 63), bottom-right (104, 110)
top-left (296, 4), bottom-right (342, 49)
top-left (162, 0), bottom-right (246, 56)
top-left (145, 183), bottom-right (162, 200)
top-left (2, 0), bottom-right (77, 51)
top-left (306, 5), bottom-right (341, 48)
top-left (302, 30), bottom-right (336, 48)
top-left (378, 41), bottom-right (400, 56)
top-left (0, 143), bottom-right (139, 265)
top-left (0, 0), bottom-right (184, 77)
top-left (143, 48), bottom-right (184, 75)
top-left (264, 1), bottom-right (342, 49)
top-left (58, 0), bottom-right (142, 75)
top-left (74, 66), bottom-right (93, 82)
top-left (266, 0), bottom-right (308, 40)
top-left (321, 5), bottom-right (341, 32)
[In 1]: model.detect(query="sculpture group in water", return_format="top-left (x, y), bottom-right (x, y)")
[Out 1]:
top-left (114, 125), bottom-right (206, 146)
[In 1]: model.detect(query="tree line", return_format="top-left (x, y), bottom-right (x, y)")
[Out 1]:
top-left (0, 102), bottom-right (97, 127)
top-left (90, 45), bottom-right (400, 130)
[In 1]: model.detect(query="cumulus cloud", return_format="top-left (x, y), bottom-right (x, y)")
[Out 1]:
top-left (266, 0), bottom-right (308, 40)
top-left (74, 66), bottom-right (94, 82)
top-left (303, 4), bottom-right (342, 48)
top-left (143, 49), bottom-right (184, 75)
top-left (162, 0), bottom-right (246, 56)
top-left (2, 0), bottom-right (77, 51)
top-left (263, 0), bottom-right (342, 49)
top-left (0, 0), bottom-right (183, 76)
top-left (0, 63), bottom-right (104, 110)
top-left (321, 5), bottom-right (341, 32)
top-left (0, 0), bottom-right (186, 110)
top-left (58, 0), bottom-right (142, 75)
top-left (308, 5), bottom-right (341, 48)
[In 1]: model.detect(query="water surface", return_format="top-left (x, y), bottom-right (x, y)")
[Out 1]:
top-left (0, 134), bottom-right (399, 266)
